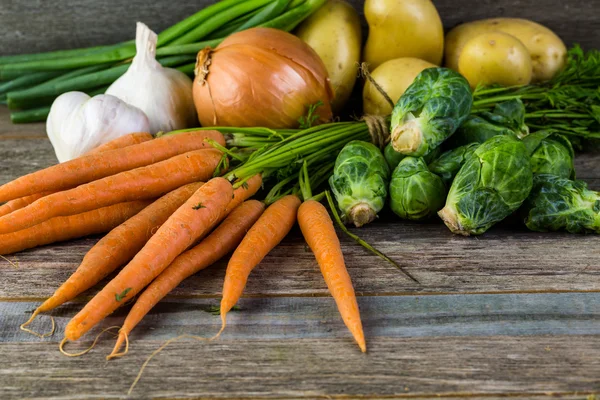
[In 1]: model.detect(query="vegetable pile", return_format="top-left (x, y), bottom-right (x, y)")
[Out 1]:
top-left (1, 0), bottom-right (600, 388)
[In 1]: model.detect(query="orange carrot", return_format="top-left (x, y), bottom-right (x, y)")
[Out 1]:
top-left (225, 174), bottom-right (262, 214)
top-left (0, 149), bottom-right (223, 234)
top-left (298, 200), bottom-right (366, 352)
top-left (25, 183), bottom-right (203, 321)
top-left (84, 132), bottom-right (154, 155)
top-left (63, 177), bottom-right (233, 341)
top-left (109, 200), bottom-right (265, 358)
top-left (0, 191), bottom-right (55, 218)
top-left (1, 134), bottom-right (154, 218)
top-left (0, 200), bottom-right (151, 256)
top-left (0, 130), bottom-right (225, 203)
top-left (218, 194), bottom-right (301, 333)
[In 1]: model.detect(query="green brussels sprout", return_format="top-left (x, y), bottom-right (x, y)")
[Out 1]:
top-left (524, 174), bottom-right (600, 233)
top-left (389, 157), bottom-right (447, 221)
top-left (329, 140), bottom-right (390, 227)
top-left (480, 98), bottom-right (529, 138)
top-left (449, 99), bottom-right (529, 147)
top-left (428, 143), bottom-right (480, 186)
top-left (390, 67), bottom-right (473, 157)
top-left (522, 131), bottom-right (575, 179)
top-left (384, 142), bottom-right (441, 171)
top-left (438, 135), bottom-right (533, 235)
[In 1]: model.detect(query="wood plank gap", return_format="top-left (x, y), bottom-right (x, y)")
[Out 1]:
top-left (5, 288), bottom-right (600, 303)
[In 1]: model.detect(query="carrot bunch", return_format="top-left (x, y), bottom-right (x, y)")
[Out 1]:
top-left (2, 124), bottom-right (388, 369)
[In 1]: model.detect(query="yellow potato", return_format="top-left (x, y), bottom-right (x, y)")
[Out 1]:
top-left (363, 0), bottom-right (444, 70)
top-left (458, 32), bottom-right (533, 89)
top-left (363, 57), bottom-right (436, 116)
top-left (445, 18), bottom-right (566, 82)
top-left (295, 0), bottom-right (361, 113)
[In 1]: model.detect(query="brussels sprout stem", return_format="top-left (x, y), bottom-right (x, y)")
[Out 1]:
top-left (438, 205), bottom-right (468, 236)
top-left (391, 117), bottom-right (424, 155)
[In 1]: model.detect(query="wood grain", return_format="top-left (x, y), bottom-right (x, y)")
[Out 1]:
top-left (3, 293), bottom-right (600, 343)
top-left (1, 335), bottom-right (599, 399)
top-left (1, 222), bottom-right (600, 299)
top-left (1, 0), bottom-right (599, 55)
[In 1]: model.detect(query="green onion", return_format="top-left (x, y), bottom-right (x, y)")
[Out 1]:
top-left (7, 55), bottom-right (193, 110)
top-left (0, 71), bottom-right (63, 96)
top-left (171, 0), bottom-right (273, 45)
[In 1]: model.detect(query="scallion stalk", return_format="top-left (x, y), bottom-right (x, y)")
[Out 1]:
top-left (7, 55), bottom-right (193, 110)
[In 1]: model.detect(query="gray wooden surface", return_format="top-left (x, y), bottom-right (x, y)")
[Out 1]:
top-left (1, 0), bottom-right (599, 54)
top-left (1, 114), bottom-right (600, 400)
top-left (1, 1), bottom-right (600, 399)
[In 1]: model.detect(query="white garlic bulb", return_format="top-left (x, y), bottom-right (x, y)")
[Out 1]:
top-left (106, 22), bottom-right (197, 134)
top-left (46, 92), bottom-right (150, 162)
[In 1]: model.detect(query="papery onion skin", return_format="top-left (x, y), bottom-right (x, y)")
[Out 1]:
top-left (193, 27), bottom-right (334, 128)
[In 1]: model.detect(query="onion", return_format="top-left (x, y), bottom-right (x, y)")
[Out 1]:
top-left (193, 27), bottom-right (334, 128)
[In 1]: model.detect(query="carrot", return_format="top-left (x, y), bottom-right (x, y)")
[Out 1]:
top-left (0, 130), bottom-right (225, 203)
top-left (21, 183), bottom-right (203, 329)
top-left (84, 132), bottom-right (154, 155)
top-left (298, 200), bottom-right (366, 352)
top-left (0, 149), bottom-right (223, 234)
top-left (217, 194), bottom-right (301, 336)
top-left (0, 200), bottom-right (151, 256)
top-left (1, 134), bottom-right (155, 218)
top-left (225, 174), bottom-right (262, 214)
top-left (108, 200), bottom-right (265, 359)
top-left (63, 177), bottom-right (233, 341)
top-left (0, 191), bottom-right (55, 218)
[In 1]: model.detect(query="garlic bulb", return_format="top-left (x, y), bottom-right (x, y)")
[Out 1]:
top-left (46, 92), bottom-right (150, 162)
top-left (106, 22), bottom-right (197, 134)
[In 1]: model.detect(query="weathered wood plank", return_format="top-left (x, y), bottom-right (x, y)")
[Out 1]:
top-left (1, 0), bottom-right (599, 55)
top-left (3, 293), bottom-right (600, 343)
top-left (1, 335), bottom-right (599, 399)
top-left (1, 222), bottom-right (599, 299)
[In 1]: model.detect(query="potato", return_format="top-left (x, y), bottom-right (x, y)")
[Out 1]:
top-left (363, 57), bottom-right (436, 116)
top-left (363, 0), bottom-right (444, 70)
top-left (295, 0), bottom-right (361, 113)
top-left (445, 18), bottom-right (567, 82)
top-left (458, 32), bottom-right (533, 89)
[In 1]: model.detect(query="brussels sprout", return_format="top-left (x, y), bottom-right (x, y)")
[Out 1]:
top-left (524, 174), bottom-right (600, 233)
top-left (390, 67), bottom-right (473, 157)
top-left (384, 142), bottom-right (441, 171)
top-left (389, 157), bottom-right (447, 221)
top-left (481, 98), bottom-right (529, 138)
top-left (449, 99), bottom-right (529, 147)
top-left (438, 135), bottom-right (533, 235)
top-left (522, 131), bottom-right (575, 179)
top-left (428, 143), bottom-right (480, 186)
top-left (329, 140), bottom-right (390, 227)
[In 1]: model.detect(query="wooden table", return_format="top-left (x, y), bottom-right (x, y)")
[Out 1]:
top-left (1, 110), bottom-right (600, 399)
top-left (1, 1), bottom-right (600, 398)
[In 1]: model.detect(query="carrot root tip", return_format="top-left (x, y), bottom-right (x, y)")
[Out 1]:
top-left (20, 311), bottom-right (55, 338)
top-left (107, 331), bottom-right (129, 360)
top-left (208, 313), bottom-right (227, 342)
top-left (59, 325), bottom-right (121, 357)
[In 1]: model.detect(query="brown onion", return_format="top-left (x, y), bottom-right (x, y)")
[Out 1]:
top-left (193, 27), bottom-right (334, 128)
